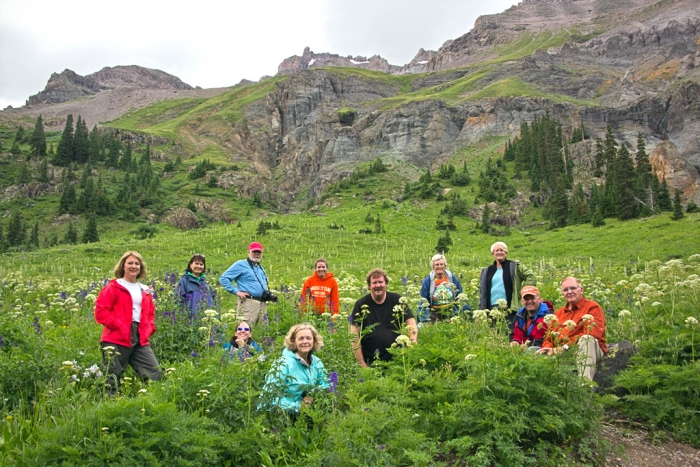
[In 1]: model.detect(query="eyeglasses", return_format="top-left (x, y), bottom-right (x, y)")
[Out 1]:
top-left (237, 327), bottom-right (250, 331)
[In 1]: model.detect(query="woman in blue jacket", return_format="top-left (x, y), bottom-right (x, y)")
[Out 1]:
top-left (262, 323), bottom-right (329, 414)
top-left (419, 254), bottom-right (465, 323)
top-left (176, 254), bottom-right (216, 312)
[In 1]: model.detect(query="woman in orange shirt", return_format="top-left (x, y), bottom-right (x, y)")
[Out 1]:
top-left (300, 258), bottom-right (339, 314)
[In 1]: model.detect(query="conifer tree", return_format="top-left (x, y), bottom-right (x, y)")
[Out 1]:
top-left (14, 125), bottom-right (26, 144)
top-left (29, 220), bottom-right (40, 248)
top-left (105, 138), bottom-right (120, 168)
top-left (10, 139), bottom-right (21, 155)
top-left (120, 142), bottom-right (132, 170)
top-left (481, 204), bottom-right (492, 234)
top-left (73, 116), bottom-right (89, 164)
top-left (58, 183), bottom-right (77, 214)
top-left (614, 144), bottom-right (637, 220)
top-left (656, 177), bottom-right (672, 211)
top-left (591, 205), bottom-right (605, 227)
top-left (64, 222), bottom-right (77, 244)
top-left (17, 162), bottom-right (31, 184)
top-left (593, 137), bottom-right (605, 177)
top-left (82, 216), bottom-right (99, 243)
top-left (547, 178), bottom-right (569, 229)
top-left (88, 125), bottom-right (100, 162)
top-left (38, 159), bottom-right (49, 183)
top-left (671, 190), bottom-right (684, 220)
top-left (30, 115), bottom-right (47, 158)
top-left (568, 182), bottom-right (590, 224)
top-left (7, 211), bottom-right (26, 247)
top-left (54, 114), bottom-right (74, 166)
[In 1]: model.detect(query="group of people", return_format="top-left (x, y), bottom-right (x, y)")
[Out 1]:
top-left (93, 240), bottom-right (607, 412)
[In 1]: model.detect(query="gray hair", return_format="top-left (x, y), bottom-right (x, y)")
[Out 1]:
top-left (430, 254), bottom-right (447, 269)
top-left (490, 241), bottom-right (509, 254)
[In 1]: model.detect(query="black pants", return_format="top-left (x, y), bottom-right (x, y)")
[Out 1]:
top-left (102, 322), bottom-right (161, 394)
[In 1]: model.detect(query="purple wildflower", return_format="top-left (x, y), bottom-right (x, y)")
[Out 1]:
top-left (209, 338), bottom-right (215, 347)
top-left (401, 275), bottom-right (408, 286)
top-left (262, 312), bottom-right (269, 329)
top-left (0, 335), bottom-right (3, 348)
top-left (274, 310), bottom-right (280, 326)
top-left (33, 317), bottom-right (42, 335)
top-left (191, 350), bottom-right (199, 358)
top-left (60, 292), bottom-right (67, 300)
top-left (328, 371), bottom-right (338, 394)
top-left (376, 444), bottom-right (386, 450)
top-left (358, 378), bottom-right (364, 383)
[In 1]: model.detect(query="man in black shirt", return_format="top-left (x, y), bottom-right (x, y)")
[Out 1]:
top-left (350, 268), bottom-right (418, 366)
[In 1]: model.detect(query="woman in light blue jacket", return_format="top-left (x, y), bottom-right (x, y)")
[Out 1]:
top-left (261, 323), bottom-right (329, 414)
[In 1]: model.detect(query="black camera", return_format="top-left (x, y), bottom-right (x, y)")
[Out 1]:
top-left (261, 290), bottom-right (278, 303)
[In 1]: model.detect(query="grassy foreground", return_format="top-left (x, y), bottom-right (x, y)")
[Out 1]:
top-left (1, 207), bottom-right (699, 466)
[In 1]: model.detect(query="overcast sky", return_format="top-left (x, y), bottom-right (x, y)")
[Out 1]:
top-left (0, 0), bottom-right (518, 109)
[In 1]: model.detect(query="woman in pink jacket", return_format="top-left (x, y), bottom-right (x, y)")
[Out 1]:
top-left (95, 251), bottom-right (161, 395)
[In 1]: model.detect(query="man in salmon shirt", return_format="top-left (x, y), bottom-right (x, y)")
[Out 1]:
top-left (300, 258), bottom-right (339, 315)
top-left (538, 277), bottom-right (607, 381)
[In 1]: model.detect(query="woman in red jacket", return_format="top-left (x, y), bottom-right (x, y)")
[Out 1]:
top-left (95, 251), bottom-right (161, 394)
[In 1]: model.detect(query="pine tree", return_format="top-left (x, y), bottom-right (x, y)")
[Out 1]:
top-left (17, 162), bottom-right (31, 184)
top-left (82, 216), bottom-right (99, 243)
top-left (671, 190), bottom-right (684, 220)
top-left (120, 142), bottom-right (132, 170)
top-left (30, 115), bottom-right (47, 158)
top-left (54, 114), bottom-right (74, 166)
top-left (58, 183), bottom-right (77, 214)
top-left (64, 222), bottom-right (77, 244)
top-left (73, 116), bottom-right (89, 163)
top-left (481, 204), bottom-right (492, 234)
top-left (88, 125), bottom-right (100, 162)
top-left (29, 220), bottom-right (40, 248)
top-left (10, 139), bottom-right (21, 155)
top-left (14, 125), bottom-right (26, 144)
top-left (614, 144), bottom-right (637, 220)
top-left (593, 137), bottom-right (605, 177)
top-left (547, 178), bottom-right (569, 229)
top-left (105, 138), bottom-right (120, 168)
top-left (7, 211), bottom-right (26, 247)
top-left (657, 177), bottom-right (672, 211)
top-left (568, 182), bottom-right (590, 224)
top-left (591, 205), bottom-right (605, 227)
top-left (38, 159), bottom-right (49, 183)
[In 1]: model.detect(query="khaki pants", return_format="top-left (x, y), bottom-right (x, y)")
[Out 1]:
top-left (576, 334), bottom-right (604, 381)
top-left (237, 297), bottom-right (266, 325)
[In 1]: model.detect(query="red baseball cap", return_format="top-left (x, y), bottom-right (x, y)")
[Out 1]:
top-left (248, 242), bottom-right (264, 252)
top-left (520, 286), bottom-right (540, 298)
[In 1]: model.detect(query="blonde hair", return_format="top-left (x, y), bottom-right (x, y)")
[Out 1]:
top-left (113, 251), bottom-right (147, 280)
top-left (284, 323), bottom-right (324, 353)
top-left (490, 241), bottom-right (509, 254)
top-left (430, 254), bottom-right (447, 269)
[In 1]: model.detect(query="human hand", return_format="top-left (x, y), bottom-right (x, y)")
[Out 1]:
top-left (235, 338), bottom-right (246, 347)
top-left (536, 348), bottom-right (552, 355)
top-left (510, 341), bottom-right (520, 347)
top-left (236, 291), bottom-right (248, 301)
top-left (302, 396), bottom-right (314, 407)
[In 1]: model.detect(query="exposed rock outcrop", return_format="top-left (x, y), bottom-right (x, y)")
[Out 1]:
top-left (163, 208), bottom-right (199, 230)
top-left (27, 65), bottom-right (194, 106)
top-left (277, 47), bottom-right (401, 75)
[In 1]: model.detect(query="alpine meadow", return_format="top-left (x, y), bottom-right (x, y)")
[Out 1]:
top-left (1, 0), bottom-right (700, 465)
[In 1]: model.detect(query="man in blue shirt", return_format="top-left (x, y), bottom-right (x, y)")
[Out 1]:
top-left (220, 242), bottom-right (271, 324)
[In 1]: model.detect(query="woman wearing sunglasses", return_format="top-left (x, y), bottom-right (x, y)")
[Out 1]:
top-left (223, 321), bottom-right (262, 360)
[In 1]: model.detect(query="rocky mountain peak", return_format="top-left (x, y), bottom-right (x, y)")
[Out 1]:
top-left (276, 47), bottom-right (401, 75)
top-left (27, 65), bottom-right (193, 106)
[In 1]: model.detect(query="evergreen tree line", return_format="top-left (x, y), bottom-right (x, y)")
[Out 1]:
top-left (403, 162), bottom-right (472, 201)
top-left (0, 211), bottom-right (98, 253)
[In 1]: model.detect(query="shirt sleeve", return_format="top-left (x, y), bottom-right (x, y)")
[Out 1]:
top-left (219, 261), bottom-right (242, 294)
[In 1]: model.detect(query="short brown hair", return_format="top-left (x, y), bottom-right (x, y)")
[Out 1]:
top-left (315, 257), bottom-right (328, 268)
top-left (284, 323), bottom-right (324, 353)
top-left (113, 251), bottom-right (147, 280)
top-left (366, 268), bottom-right (389, 287)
